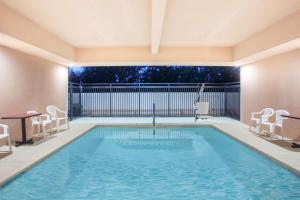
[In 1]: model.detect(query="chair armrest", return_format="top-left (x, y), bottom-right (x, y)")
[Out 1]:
top-left (39, 114), bottom-right (50, 121)
top-left (251, 111), bottom-right (263, 118)
top-left (57, 109), bottom-right (68, 117)
top-left (0, 124), bottom-right (9, 135)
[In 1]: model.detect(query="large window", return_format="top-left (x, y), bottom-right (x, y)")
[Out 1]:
top-left (68, 66), bottom-right (240, 119)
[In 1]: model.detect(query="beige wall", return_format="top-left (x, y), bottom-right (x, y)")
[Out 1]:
top-left (241, 48), bottom-right (300, 139)
top-left (0, 45), bottom-right (68, 142)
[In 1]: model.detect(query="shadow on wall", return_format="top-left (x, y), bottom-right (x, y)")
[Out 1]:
top-left (0, 46), bottom-right (68, 142)
top-left (241, 48), bottom-right (300, 139)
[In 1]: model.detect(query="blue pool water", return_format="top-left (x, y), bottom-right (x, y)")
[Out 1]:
top-left (0, 127), bottom-right (299, 200)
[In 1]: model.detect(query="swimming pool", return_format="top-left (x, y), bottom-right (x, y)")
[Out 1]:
top-left (0, 127), bottom-right (299, 199)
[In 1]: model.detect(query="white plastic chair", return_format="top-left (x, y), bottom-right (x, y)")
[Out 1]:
top-left (249, 108), bottom-right (274, 133)
top-left (266, 110), bottom-right (290, 140)
top-left (46, 105), bottom-right (69, 132)
top-left (194, 102), bottom-right (209, 121)
top-left (0, 124), bottom-right (12, 152)
top-left (27, 111), bottom-right (52, 138)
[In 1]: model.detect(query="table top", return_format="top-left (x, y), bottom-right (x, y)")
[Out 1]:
top-left (281, 115), bottom-right (300, 120)
top-left (2, 113), bottom-right (42, 120)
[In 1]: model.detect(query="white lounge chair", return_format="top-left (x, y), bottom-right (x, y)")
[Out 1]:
top-left (194, 102), bottom-right (209, 121)
top-left (264, 110), bottom-right (289, 140)
top-left (46, 105), bottom-right (69, 132)
top-left (0, 124), bottom-right (12, 152)
top-left (249, 108), bottom-right (274, 133)
top-left (27, 110), bottom-right (52, 138)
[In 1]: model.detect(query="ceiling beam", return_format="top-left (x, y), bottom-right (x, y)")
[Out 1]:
top-left (234, 10), bottom-right (300, 66)
top-left (151, 0), bottom-right (167, 55)
top-left (76, 47), bottom-right (233, 66)
top-left (0, 2), bottom-right (75, 61)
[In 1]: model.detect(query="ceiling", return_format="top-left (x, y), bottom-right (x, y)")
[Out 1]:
top-left (1, 0), bottom-right (300, 48)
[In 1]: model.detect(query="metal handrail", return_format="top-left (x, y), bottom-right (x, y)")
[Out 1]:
top-left (69, 82), bottom-right (240, 86)
top-left (69, 85), bottom-right (231, 89)
top-left (68, 82), bottom-right (240, 90)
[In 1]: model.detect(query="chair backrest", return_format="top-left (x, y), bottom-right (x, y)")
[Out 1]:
top-left (195, 102), bottom-right (209, 115)
top-left (261, 108), bottom-right (274, 123)
top-left (263, 108), bottom-right (274, 115)
top-left (0, 124), bottom-right (9, 136)
top-left (47, 105), bottom-right (58, 120)
top-left (274, 110), bottom-right (290, 127)
top-left (27, 110), bottom-right (40, 125)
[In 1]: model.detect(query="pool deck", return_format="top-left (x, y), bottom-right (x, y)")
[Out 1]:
top-left (0, 117), bottom-right (299, 186)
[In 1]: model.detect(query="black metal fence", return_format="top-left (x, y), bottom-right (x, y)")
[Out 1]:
top-left (68, 82), bottom-right (240, 119)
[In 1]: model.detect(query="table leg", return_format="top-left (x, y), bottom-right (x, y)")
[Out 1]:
top-left (21, 118), bottom-right (26, 142)
top-left (15, 118), bottom-right (33, 147)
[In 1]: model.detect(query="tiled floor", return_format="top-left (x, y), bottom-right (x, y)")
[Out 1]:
top-left (0, 117), bottom-right (299, 186)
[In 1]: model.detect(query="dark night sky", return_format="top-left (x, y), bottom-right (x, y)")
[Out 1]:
top-left (69, 66), bottom-right (240, 84)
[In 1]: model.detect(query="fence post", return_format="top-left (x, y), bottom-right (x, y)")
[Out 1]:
top-left (152, 103), bottom-right (156, 126)
top-left (138, 83), bottom-right (141, 116)
top-left (167, 84), bottom-right (170, 117)
top-left (109, 84), bottom-right (112, 117)
top-left (69, 83), bottom-right (73, 120)
top-left (224, 83), bottom-right (227, 117)
top-left (79, 84), bottom-right (82, 117)
top-left (238, 84), bottom-right (241, 120)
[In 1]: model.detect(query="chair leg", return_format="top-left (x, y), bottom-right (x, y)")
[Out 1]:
top-left (42, 125), bottom-right (47, 138)
top-left (37, 125), bottom-right (41, 135)
top-left (51, 120), bottom-right (55, 133)
top-left (269, 129), bottom-right (274, 140)
top-left (49, 123), bottom-right (53, 134)
top-left (256, 122), bottom-right (261, 134)
top-left (31, 125), bottom-right (34, 136)
top-left (67, 119), bottom-right (69, 129)
top-left (56, 120), bottom-right (60, 132)
top-left (249, 120), bottom-right (252, 132)
top-left (281, 127), bottom-right (284, 141)
top-left (8, 136), bottom-right (12, 152)
top-left (269, 124), bottom-right (277, 140)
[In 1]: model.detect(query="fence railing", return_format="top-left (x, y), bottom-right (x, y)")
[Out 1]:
top-left (68, 82), bottom-right (240, 119)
